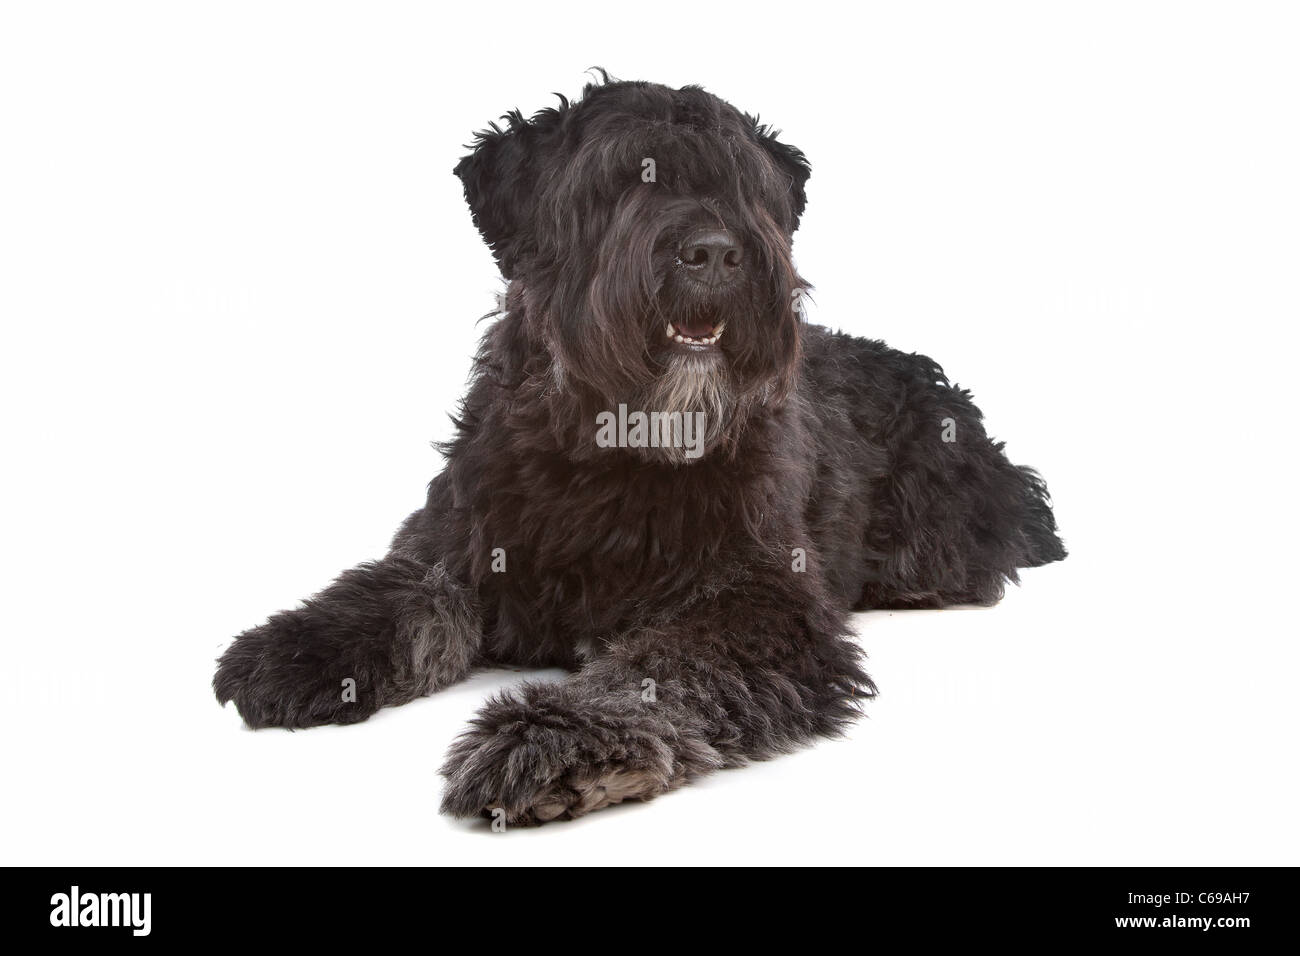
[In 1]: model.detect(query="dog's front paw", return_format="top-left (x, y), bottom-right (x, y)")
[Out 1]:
top-left (438, 682), bottom-right (695, 826)
top-left (214, 617), bottom-right (378, 729)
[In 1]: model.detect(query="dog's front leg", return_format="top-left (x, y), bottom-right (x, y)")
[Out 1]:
top-left (214, 554), bottom-right (481, 728)
top-left (439, 582), bottom-right (872, 825)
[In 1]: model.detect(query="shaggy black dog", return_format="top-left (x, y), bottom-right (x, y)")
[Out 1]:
top-left (214, 73), bottom-right (1065, 825)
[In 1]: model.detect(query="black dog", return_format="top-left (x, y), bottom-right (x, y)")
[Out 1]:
top-left (214, 73), bottom-right (1065, 825)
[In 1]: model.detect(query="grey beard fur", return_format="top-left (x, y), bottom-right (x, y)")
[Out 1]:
top-left (633, 351), bottom-right (736, 464)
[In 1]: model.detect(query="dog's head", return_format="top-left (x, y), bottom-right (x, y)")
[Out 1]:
top-left (456, 73), bottom-right (810, 461)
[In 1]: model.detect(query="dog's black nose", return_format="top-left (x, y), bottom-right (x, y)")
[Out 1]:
top-left (679, 229), bottom-right (742, 285)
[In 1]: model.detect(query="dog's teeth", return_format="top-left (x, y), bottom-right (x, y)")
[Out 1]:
top-left (669, 324), bottom-right (726, 345)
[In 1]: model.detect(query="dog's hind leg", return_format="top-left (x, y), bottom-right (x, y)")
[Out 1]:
top-left (855, 362), bottom-right (1066, 610)
top-left (214, 553), bottom-right (481, 728)
top-left (439, 572), bottom-right (872, 826)
top-left (858, 456), bottom-right (1065, 609)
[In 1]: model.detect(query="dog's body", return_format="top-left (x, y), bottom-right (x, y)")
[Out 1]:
top-left (215, 75), bottom-right (1065, 825)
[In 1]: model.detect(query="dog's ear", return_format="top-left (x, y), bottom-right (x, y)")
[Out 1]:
top-left (750, 119), bottom-right (811, 230)
top-left (454, 104), bottom-right (567, 279)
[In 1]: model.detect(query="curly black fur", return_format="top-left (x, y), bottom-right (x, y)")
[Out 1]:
top-left (215, 73), bottom-right (1065, 825)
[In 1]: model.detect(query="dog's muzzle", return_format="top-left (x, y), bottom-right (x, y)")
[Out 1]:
top-left (663, 228), bottom-right (741, 350)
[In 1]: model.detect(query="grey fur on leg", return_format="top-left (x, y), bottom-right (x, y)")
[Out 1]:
top-left (439, 677), bottom-right (724, 826)
top-left (214, 557), bottom-right (481, 729)
top-left (440, 586), bottom-right (871, 826)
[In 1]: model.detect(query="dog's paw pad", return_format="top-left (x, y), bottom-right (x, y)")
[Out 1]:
top-left (525, 767), bottom-right (670, 825)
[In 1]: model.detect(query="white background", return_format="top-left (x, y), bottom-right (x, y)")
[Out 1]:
top-left (2, 1), bottom-right (1297, 866)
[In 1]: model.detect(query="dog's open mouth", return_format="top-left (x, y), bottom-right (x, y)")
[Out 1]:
top-left (665, 318), bottom-right (726, 348)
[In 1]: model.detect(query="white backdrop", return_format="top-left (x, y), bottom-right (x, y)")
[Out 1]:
top-left (1, 1), bottom-right (1296, 865)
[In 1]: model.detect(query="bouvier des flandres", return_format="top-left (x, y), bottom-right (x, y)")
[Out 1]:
top-left (214, 72), bottom-right (1065, 826)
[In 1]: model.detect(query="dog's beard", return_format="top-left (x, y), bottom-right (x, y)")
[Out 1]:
top-left (628, 349), bottom-right (735, 464)
top-left (584, 269), bottom-right (791, 464)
